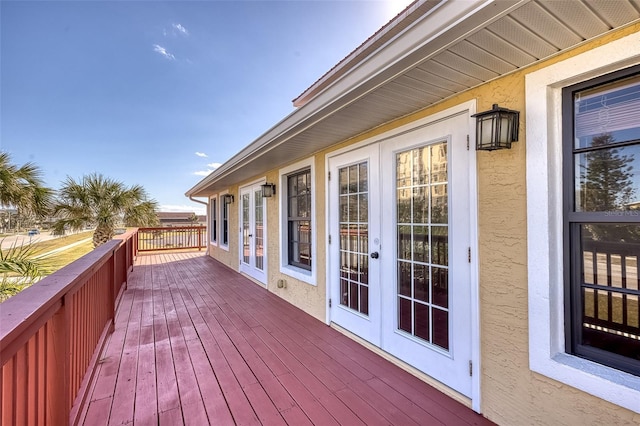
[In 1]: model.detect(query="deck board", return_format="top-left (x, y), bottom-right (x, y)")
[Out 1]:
top-left (77, 252), bottom-right (494, 425)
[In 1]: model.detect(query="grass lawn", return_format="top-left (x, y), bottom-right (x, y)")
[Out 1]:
top-left (30, 231), bottom-right (93, 252)
top-left (34, 232), bottom-right (95, 274)
top-left (45, 239), bottom-right (95, 274)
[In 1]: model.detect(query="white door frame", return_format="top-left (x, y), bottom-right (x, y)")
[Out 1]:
top-left (238, 179), bottom-right (268, 284)
top-left (325, 100), bottom-right (480, 411)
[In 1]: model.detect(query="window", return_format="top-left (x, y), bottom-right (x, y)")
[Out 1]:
top-left (287, 169), bottom-right (312, 270)
top-left (563, 67), bottom-right (640, 376)
top-left (222, 194), bottom-right (230, 247)
top-left (279, 158), bottom-right (315, 285)
top-left (210, 196), bottom-right (217, 244)
top-left (526, 31), bottom-right (640, 412)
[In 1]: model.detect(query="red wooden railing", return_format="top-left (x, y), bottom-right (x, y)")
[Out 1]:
top-left (137, 226), bottom-right (206, 252)
top-left (0, 229), bottom-right (138, 425)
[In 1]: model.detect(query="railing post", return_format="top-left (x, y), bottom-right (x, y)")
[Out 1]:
top-left (47, 300), bottom-right (69, 425)
top-left (198, 227), bottom-right (203, 251)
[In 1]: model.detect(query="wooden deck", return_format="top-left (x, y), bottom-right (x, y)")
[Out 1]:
top-left (78, 252), bottom-right (493, 425)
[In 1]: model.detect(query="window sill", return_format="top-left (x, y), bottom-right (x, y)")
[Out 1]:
top-left (280, 264), bottom-right (315, 286)
top-left (531, 352), bottom-right (640, 412)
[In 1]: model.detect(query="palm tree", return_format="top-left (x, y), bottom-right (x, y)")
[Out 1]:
top-left (0, 151), bottom-right (54, 220)
top-left (52, 174), bottom-right (159, 247)
top-left (0, 241), bottom-right (51, 301)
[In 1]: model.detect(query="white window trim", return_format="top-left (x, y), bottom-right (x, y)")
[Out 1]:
top-left (526, 31), bottom-right (640, 413)
top-left (210, 195), bottom-right (218, 246)
top-left (279, 158), bottom-right (316, 285)
top-left (220, 190), bottom-right (230, 251)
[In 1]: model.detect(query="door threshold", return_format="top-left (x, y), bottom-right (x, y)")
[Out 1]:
top-left (238, 271), bottom-right (267, 287)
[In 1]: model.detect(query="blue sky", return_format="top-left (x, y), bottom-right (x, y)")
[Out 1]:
top-left (1, 0), bottom-right (410, 214)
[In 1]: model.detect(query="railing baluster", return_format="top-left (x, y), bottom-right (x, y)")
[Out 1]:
top-left (622, 255), bottom-right (628, 328)
top-left (2, 357), bottom-right (14, 424)
top-left (592, 250), bottom-right (599, 319)
top-left (27, 336), bottom-right (37, 425)
top-left (37, 329), bottom-right (46, 425)
top-left (607, 252), bottom-right (612, 323)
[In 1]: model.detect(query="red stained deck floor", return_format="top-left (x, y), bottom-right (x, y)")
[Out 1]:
top-left (78, 252), bottom-right (493, 425)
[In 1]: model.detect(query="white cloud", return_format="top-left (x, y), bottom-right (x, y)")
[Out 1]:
top-left (195, 152), bottom-right (208, 158)
top-left (172, 23), bottom-right (189, 36)
top-left (192, 162), bottom-right (221, 176)
top-left (153, 44), bottom-right (175, 60)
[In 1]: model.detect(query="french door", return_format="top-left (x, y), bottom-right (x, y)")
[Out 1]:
top-left (328, 145), bottom-right (382, 345)
top-left (328, 112), bottom-right (473, 397)
top-left (239, 182), bottom-right (267, 284)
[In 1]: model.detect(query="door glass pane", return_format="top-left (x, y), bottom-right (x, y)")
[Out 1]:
top-left (338, 161), bottom-right (369, 315)
top-left (396, 142), bottom-right (450, 350)
top-left (399, 297), bottom-right (412, 333)
top-left (415, 302), bottom-right (430, 341)
top-left (398, 225), bottom-right (411, 261)
top-left (398, 261), bottom-right (411, 297)
top-left (254, 189), bottom-right (264, 271)
top-left (432, 308), bottom-right (449, 349)
top-left (242, 193), bottom-right (250, 264)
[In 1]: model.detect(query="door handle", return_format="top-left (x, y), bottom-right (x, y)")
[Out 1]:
top-left (370, 252), bottom-right (379, 259)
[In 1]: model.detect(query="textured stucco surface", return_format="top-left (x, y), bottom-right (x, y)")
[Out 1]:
top-left (205, 24), bottom-right (640, 425)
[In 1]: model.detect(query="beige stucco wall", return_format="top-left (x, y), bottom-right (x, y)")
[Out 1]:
top-left (206, 23), bottom-right (640, 425)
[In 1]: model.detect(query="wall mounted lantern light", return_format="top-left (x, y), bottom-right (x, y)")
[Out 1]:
top-left (472, 104), bottom-right (520, 151)
top-left (261, 183), bottom-right (276, 198)
top-left (223, 193), bottom-right (234, 204)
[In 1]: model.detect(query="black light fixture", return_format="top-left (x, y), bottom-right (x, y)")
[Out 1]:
top-left (472, 104), bottom-right (520, 151)
top-left (261, 182), bottom-right (276, 198)
top-left (223, 193), bottom-right (234, 204)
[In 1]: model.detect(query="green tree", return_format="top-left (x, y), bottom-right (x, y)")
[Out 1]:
top-left (579, 134), bottom-right (639, 242)
top-left (0, 151), bottom-right (54, 220)
top-left (52, 174), bottom-right (159, 247)
top-left (188, 213), bottom-right (199, 224)
top-left (580, 134), bottom-right (635, 212)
